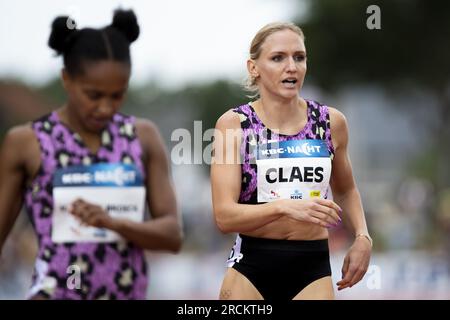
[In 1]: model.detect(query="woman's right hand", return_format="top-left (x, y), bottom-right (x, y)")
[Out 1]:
top-left (276, 198), bottom-right (342, 228)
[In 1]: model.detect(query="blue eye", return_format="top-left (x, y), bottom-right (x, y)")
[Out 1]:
top-left (294, 55), bottom-right (306, 62)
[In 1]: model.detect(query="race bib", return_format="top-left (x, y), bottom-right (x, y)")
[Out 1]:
top-left (256, 139), bottom-right (331, 202)
top-left (52, 163), bottom-right (145, 243)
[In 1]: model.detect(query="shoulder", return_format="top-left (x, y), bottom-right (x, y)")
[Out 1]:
top-left (328, 107), bottom-right (348, 130)
top-left (308, 99), bottom-right (348, 133)
top-left (215, 106), bottom-right (248, 132)
top-left (134, 117), bottom-right (159, 136)
top-left (327, 107), bottom-right (349, 150)
top-left (133, 117), bottom-right (167, 160)
top-left (2, 123), bottom-right (35, 147)
top-left (134, 117), bottom-right (162, 147)
top-left (1, 123), bottom-right (37, 163)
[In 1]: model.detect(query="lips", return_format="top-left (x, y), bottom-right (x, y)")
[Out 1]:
top-left (282, 78), bottom-right (298, 84)
top-left (281, 78), bottom-right (298, 89)
top-left (89, 117), bottom-right (110, 129)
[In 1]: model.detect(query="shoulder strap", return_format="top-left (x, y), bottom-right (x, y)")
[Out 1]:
top-left (308, 100), bottom-right (335, 158)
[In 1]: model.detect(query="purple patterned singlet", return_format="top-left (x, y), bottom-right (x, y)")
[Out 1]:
top-left (24, 111), bottom-right (148, 299)
top-left (232, 99), bottom-right (335, 204)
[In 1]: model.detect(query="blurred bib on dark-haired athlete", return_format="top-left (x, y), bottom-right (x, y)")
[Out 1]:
top-left (52, 163), bottom-right (145, 243)
top-left (256, 139), bottom-right (331, 202)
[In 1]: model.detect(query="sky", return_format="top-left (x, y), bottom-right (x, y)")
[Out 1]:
top-left (0, 0), bottom-right (304, 88)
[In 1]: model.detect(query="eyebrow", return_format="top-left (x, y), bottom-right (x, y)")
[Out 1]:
top-left (82, 88), bottom-right (126, 96)
top-left (269, 50), bottom-right (307, 55)
top-left (82, 86), bottom-right (126, 92)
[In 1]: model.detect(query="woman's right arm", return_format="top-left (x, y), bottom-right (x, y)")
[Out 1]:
top-left (0, 126), bottom-right (32, 255)
top-left (210, 111), bottom-right (341, 234)
top-left (211, 110), bottom-right (283, 233)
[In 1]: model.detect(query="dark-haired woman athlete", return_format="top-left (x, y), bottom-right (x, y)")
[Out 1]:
top-left (0, 9), bottom-right (182, 300)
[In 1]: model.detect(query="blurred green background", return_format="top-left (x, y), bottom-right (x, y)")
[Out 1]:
top-left (1, 0), bottom-right (449, 299)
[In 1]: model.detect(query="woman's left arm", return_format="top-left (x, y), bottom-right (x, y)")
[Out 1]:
top-left (71, 119), bottom-right (183, 252)
top-left (328, 107), bottom-right (372, 291)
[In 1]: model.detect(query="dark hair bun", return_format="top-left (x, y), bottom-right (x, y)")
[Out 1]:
top-left (48, 16), bottom-right (78, 54)
top-left (111, 9), bottom-right (140, 43)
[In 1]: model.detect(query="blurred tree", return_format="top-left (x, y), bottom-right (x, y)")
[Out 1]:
top-left (297, 0), bottom-right (450, 190)
top-left (36, 78), bottom-right (66, 107)
top-left (0, 80), bottom-right (53, 135)
top-left (171, 80), bottom-right (246, 171)
top-left (181, 80), bottom-right (246, 132)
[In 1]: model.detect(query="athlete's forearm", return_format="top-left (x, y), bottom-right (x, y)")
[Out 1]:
top-left (214, 201), bottom-right (283, 234)
top-left (333, 187), bottom-right (369, 237)
top-left (0, 208), bottom-right (20, 257)
top-left (0, 183), bottom-right (25, 258)
top-left (107, 215), bottom-right (183, 252)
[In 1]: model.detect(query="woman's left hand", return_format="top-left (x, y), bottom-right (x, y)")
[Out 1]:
top-left (69, 198), bottom-right (113, 229)
top-left (336, 236), bottom-right (372, 291)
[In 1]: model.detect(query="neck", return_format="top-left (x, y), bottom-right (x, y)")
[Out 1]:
top-left (256, 94), bottom-right (305, 130)
top-left (58, 104), bottom-right (98, 139)
top-left (57, 105), bottom-right (102, 154)
top-left (58, 105), bottom-right (81, 132)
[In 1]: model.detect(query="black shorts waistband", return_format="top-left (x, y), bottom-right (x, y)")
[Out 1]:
top-left (239, 234), bottom-right (329, 252)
